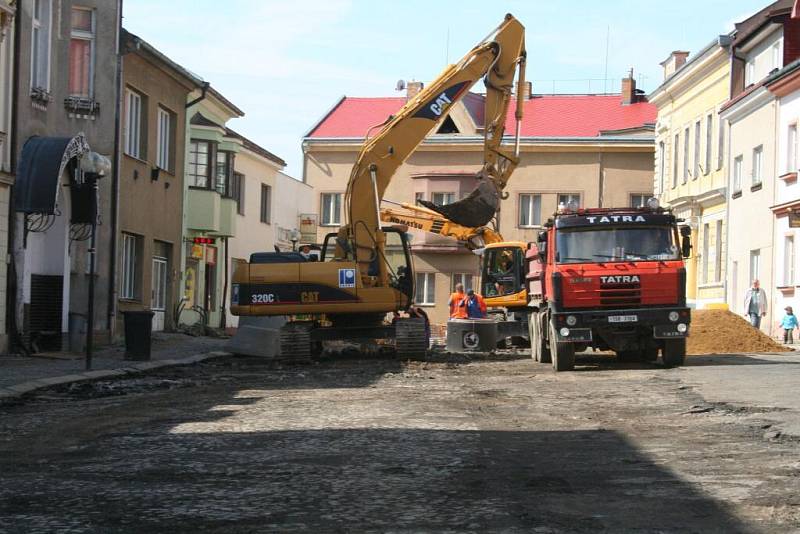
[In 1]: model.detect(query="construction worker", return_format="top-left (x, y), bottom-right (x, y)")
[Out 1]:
top-left (460, 289), bottom-right (487, 319)
top-left (449, 283), bottom-right (466, 318)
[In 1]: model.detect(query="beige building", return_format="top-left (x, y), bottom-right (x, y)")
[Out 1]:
top-left (649, 39), bottom-right (732, 309)
top-left (303, 77), bottom-right (657, 324)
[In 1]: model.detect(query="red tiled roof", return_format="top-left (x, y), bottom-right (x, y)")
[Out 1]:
top-left (306, 94), bottom-right (656, 139)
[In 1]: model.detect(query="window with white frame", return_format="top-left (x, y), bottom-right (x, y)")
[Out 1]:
top-left (658, 140), bottom-right (665, 193)
top-left (558, 193), bottom-right (580, 208)
top-left (431, 192), bottom-right (455, 206)
top-left (121, 233), bottom-right (138, 300)
top-left (785, 235), bottom-right (795, 286)
top-left (156, 107), bottom-right (173, 171)
top-left (215, 151), bottom-right (233, 196)
top-left (705, 115), bottom-right (713, 175)
top-left (772, 42), bottom-right (781, 71)
top-left (68, 7), bottom-right (94, 98)
top-left (673, 133), bottom-right (679, 188)
top-left (693, 120), bottom-right (701, 179)
top-left (788, 123), bottom-right (797, 173)
top-left (717, 116), bottom-right (725, 170)
top-left (124, 89), bottom-right (143, 159)
top-left (518, 193), bottom-right (541, 227)
top-left (260, 184), bottom-right (271, 224)
top-left (682, 126), bottom-right (689, 183)
top-left (702, 223), bottom-right (710, 284)
top-left (752, 145), bottom-right (763, 186)
top-left (31, 0), bottom-right (52, 91)
top-left (630, 194), bottom-right (648, 208)
top-left (733, 155), bottom-right (743, 193)
top-left (321, 193), bottom-right (342, 226)
top-left (750, 249), bottom-right (760, 283)
top-left (452, 273), bottom-right (473, 292)
top-left (714, 219), bottom-right (723, 282)
top-left (415, 272), bottom-right (435, 305)
top-left (188, 141), bottom-right (210, 187)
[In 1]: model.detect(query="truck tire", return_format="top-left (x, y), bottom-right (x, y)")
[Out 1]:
top-left (642, 347), bottom-right (659, 362)
top-left (549, 322), bottom-right (575, 372)
top-left (662, 338), bottom-right (686, 367)
top-left (616, 350), bottom-right (640, 362)
top-left (529, 314), bottom-right (551, 363)
top-left (396, 318), bottom-right (428, 358)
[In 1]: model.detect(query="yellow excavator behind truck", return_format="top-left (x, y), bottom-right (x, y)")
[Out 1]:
top-left (230, 14), bottom-right (526, 359)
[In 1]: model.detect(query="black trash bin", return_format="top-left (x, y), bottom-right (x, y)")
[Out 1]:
top-left (122, 310), bottom-right (155, 361)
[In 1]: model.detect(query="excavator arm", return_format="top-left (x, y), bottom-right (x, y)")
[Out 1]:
top-left (338, 14), bottom-right (525, 288)
top-left (380, 200), bottom-right (504, 252)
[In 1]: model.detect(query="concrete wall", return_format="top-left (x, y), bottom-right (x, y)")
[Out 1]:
top-left (117, 49), bottom-right (193, 333)
top-left (13, 0), bottom-right (120, 347)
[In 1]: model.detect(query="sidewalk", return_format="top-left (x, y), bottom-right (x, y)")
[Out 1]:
top-left (0, 333), bottom-right (230, 399)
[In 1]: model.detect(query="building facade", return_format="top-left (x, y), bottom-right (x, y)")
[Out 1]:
top-left (722, 0), bottom-right (800, 335)
top-left (224, 129), bottom-right (287, 329)
top-left (11, 0), bottom-right (120, 352)
top-left (649, 40), bottom-right (732, 309)
top-left (181, 87), bottom-right (243, 330)
top-left (118, 30), bottom-right (202, 334)
top-left (303, 77), bottom-right (656, 324)
top-left (0, 0), bottom-right (14, 352)
top-left (767, 60), bottom-right (800, 327)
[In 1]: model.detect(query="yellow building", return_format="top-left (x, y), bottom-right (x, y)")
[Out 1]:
top-left (649, 38), bottom-right (732, 308)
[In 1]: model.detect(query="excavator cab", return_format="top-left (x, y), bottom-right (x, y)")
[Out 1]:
top-left (320, 226), bottom-right (415, 307)
top-left (482, 246), bottom-right (525, 298)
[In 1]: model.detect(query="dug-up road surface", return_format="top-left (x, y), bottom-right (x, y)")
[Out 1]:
top-left (1, 351), bottom-right (799, 533)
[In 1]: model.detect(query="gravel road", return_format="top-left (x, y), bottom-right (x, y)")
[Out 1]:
top-left (0, 351), bottom-right (798, 532)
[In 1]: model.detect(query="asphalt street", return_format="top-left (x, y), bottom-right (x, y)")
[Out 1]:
top-left (0, 351), bottom-right (798, 532)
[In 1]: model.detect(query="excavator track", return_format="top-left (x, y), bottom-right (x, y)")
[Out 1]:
top-left (279, 321), bottom-right (316, 361)
top-left (395, 318), bottom-right (428, 358)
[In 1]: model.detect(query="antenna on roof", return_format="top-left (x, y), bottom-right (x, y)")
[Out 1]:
top-left (603, 25), bottom-right (610, 93)
top-left (395, 79), bottom-right (406, 91)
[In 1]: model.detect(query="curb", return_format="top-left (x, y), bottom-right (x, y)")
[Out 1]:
top-left (0, 350), bottom-right (232, 402)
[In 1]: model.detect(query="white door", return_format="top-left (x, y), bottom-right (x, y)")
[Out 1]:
top-left (151, 257), bottom-right (168, 331)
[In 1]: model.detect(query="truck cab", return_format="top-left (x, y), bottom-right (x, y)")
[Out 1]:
top-left (528, 203), bottom-right (691, 371)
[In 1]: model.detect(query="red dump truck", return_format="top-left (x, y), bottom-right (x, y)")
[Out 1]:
top-left (526, 202), bottom-right (692, 371)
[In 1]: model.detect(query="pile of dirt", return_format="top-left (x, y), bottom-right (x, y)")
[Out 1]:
top-left (688, 309), bottom-right (792, 355)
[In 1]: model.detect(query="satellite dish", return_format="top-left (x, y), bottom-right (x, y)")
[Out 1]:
top-left (395, 79), bottom-right (406, 91)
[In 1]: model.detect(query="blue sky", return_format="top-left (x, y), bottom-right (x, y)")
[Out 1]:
top-left (123, 0), bottom-right (768, 176)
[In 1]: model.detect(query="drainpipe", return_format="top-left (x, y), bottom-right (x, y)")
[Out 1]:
top-left (597, 152), bottom-right (605, 207)
top-left (106, 0), bottom-right (123, 338)
top-left (6, 4), bottom-right (21, 353)
top-left (220, 236), bottom-right (228, 331)
top-left (186, 82), bottom-right (210, 110)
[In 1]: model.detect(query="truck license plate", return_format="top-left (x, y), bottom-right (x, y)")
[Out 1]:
top-left (608, 315), bottom-right (638, 323)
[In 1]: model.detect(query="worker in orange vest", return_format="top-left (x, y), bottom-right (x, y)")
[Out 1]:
top-left (449, 283), bottom-right (467, 318)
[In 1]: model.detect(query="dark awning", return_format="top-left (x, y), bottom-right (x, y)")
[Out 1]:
top-left (14, 134), bottom-right (91, 214)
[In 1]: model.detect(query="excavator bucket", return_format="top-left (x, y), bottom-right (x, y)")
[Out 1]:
top-left (419, 180), bottom-right (500, 228)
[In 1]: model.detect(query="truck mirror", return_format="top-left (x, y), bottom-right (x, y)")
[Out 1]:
top-left (679, 226), bottom-right (691, 238)
top-left (682, 235), bottom-right (692, 258)
top-left (538, 241), bottom-right (547, 260)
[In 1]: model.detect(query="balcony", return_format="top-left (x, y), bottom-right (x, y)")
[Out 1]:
top-left (187, 188), bottom-right (237, 237)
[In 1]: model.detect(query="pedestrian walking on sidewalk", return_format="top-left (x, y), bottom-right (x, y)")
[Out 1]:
top-left (780, 306), bottom-right (798, 344)
top-left (744, 279), bottom-right (767, 329)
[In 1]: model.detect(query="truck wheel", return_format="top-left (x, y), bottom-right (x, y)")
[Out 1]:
top-left (528, 316), bottom-right (538, 360)
top-left (549, 323), bottom-right (575, 372)
top-left (662, 339), bottom-right (686, 367)
top-left (538, 317), bottom-right (552, 363)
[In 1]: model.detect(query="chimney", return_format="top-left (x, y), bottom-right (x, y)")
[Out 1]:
top-left (519, 81), bottom-right (532, 100)
top-left (660, 50), bottom-right (690, 80)
top-left (406, 81), bottom-right (424, 100)
top-left (621, 69), bottom-right (636, 105)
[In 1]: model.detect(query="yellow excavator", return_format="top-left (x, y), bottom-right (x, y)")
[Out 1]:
top-left (231, 14), bottom-right (526, 358)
